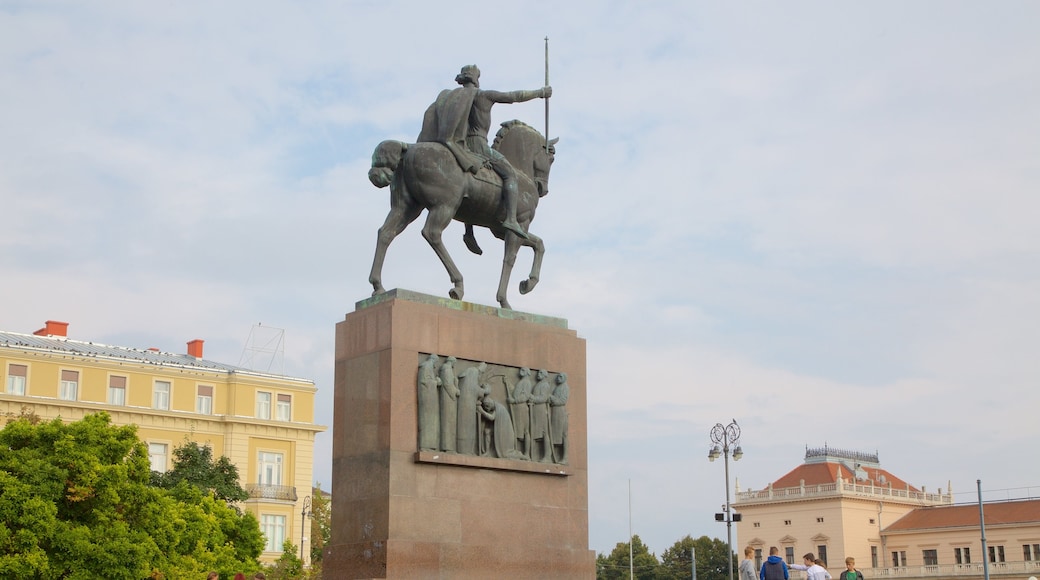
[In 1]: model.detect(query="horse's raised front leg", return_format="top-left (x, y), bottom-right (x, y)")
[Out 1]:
top-left (369, 203), bottom-right (423, 295)
top-left (518, 231), bottom-right (545, 295)
top-left (496, 231), bottom-right (524, 310)
top-left (421, 205), bottom-right (465, 301)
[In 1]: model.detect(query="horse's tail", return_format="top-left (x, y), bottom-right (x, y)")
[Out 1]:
top-left (368, 140), bottom-right (408, 188)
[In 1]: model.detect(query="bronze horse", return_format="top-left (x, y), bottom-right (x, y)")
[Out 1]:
top-left (367, 120), bottom-right (558, 309)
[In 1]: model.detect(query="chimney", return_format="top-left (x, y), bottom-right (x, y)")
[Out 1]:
top-left (187, 339), bottom-right (204, 358)
top-left (33, 320), bottom-right (69, 337)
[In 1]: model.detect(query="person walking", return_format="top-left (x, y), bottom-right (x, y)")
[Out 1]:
top-left (740, 546), bottom-right (758, 580)
top-left (760, 546), bottom-right (789, 580)
top-left (837, 557), bottom-right (863, 580)
top-left (789, 553), bottom-right (831, 580)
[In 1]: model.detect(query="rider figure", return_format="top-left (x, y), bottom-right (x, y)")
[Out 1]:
top-left (451, 65), bottom-right (551, 239)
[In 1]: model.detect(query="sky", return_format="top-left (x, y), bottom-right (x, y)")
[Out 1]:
top-left (2, 0), bottom-right (1039, 558)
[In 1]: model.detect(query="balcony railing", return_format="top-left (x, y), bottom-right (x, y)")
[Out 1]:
top-left (736, 480), bottom-right (953, 505)
top-left (244, 483), bottom-right (297, 501)
top-left (861, 561), bottom-right (1040, 578)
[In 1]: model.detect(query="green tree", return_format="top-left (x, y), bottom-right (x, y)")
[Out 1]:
top-left (0, 412), bottom-right (263, 579)
top-left (264, 540), bottom-right (304, 580)
top-left (150, 439), bottom-right (249, 504)
top-left (309, 485), bottom-right (331, 565)
top-left (596, 534), bottom-right (660, 580)
top-left (2, 405), bottom-right (42, 425)
top-left (660, 535), bottom-right (735, 580)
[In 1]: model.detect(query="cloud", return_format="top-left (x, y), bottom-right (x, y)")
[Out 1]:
top-left (2, 0), bottom-right (1039, 558)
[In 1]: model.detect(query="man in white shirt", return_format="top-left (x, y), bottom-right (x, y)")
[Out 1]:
top-left (789, 553), bottom-right (831, 580)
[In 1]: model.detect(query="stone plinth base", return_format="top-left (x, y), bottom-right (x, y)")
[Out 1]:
top-left (324, 290), bottom-right (594, 579)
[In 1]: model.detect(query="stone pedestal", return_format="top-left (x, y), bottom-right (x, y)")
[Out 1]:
top-left (324, 290), bottom-right (594, 579)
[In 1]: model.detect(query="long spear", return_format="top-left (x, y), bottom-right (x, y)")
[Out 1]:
top-left (544, 36), bottom-right (550, 150)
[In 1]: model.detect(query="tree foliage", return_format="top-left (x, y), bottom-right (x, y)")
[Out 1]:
top-left (0, 412), bottom-right (263, 579)
top-left (660, 535), bottom-right (735, 580)
top-left (264, 540), bottom-right (304, 579)
top-left (309, 485), bottom-right (331, 565)
top-left (596, 533), bottom-right (736, 580)
top-left (150, 439), bottom-right (249, 504)
top-left (596, 534), bottom-right (660, 580)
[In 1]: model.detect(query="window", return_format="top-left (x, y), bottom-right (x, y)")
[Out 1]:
top-left (871, 546), bottom-right (878, 568)
top-left (869, 518), bottom-right (876, 524)
top-left (988, 545), bottom-right (1005, 563)
top-left (817, 517), bottom-right (825, 523)
top-left (6, 364), bottom-right (27, 395)
top-left (148, 443), bottom-right (168, 472)
top-left (256, 391), bottom-right (271, 419)
top-left (197, 385), bottom-right (213, 415)
top-left (892, 551), bottom-right (906, 567)
top-left (60, 370), bottom-right (79, 401)
top-left (784, 520), bottom-right (791, 525)
top-left (753, 522), bottom-right (760, 528)
top-left (1025, 544), bottom-right (1040, 561)
top-left (755, 549), bottom-right (762, 568)
top-left (260, 514), bottom-right (286, 552)
top-left (955, 547), bottom-right (971, 564)
top-left (785, 547), bottom-right (795, 565)
top-left (817, 546), bottom-right (828, 566)
top-left (108, 375), bottom-right (126, 405)
top-left (923, 549), bottom-right (938, 566)
top-left (153, 380), bottom-right (171, 410)
top-left (276, 394), bottom-right (291, 421)
top-left (258, 451), bottom-right (283, 485)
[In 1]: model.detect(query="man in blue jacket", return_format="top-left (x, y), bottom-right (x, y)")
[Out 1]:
top-left (761, 546), bottom-right (790, 580)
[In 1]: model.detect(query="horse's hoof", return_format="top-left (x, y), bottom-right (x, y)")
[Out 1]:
top-left (499, 299), bottom-right (512, 310)
top-left (519, 278), bottom-right (538, 295)
top-left (371, 285), bottom-right (385, 296)
top-left (449, 288), bottom-right (463, 301)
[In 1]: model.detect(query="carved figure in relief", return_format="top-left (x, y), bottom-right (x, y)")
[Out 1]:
top-left (529, 369), bottom-right (552, 463)
top-left (550, 371), bottom-right (570, 464)
top-left (477, 396), bottom-right (525, 460)
top-left (438, 356), bottom-right (459, 452)
top-left (456, 361), bottom-right (488, 455)
top-left (417, 354), bottom-right (441, 451)
top-left (507, 366), bottom-right (533, 459)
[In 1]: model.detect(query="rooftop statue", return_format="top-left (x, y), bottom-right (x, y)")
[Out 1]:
top-left (367, 62), bottom-right (557, 310)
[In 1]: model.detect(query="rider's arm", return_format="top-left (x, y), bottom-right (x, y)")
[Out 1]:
top-left (484, 87), bottom-right (551, 103)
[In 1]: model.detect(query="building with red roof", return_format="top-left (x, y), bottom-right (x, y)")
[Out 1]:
top-left (732, 446), bottom-right (1040, 579)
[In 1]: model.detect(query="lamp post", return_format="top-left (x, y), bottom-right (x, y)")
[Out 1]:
top-left (300, 495), bottom-right (311, 563)
top-left (709, 419), bottom-right (743, 580)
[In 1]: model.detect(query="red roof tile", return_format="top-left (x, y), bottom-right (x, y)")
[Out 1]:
top-left (771, 462), bottom-right (918, 492)
top-left (885, 499), bottom-right (1040, 531)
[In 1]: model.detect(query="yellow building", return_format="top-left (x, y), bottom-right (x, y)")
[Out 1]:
top-left (733, 446), bottom-right (952, 572)
top-left (732, 447), bottom-right (1040, 579)
top-left (1, 320), bottom-right (327, 566)
top-left (879, 499), bottom-right (1040, 579)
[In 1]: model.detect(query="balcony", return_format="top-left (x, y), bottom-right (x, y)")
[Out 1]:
top-left (735, 480), bottom-right (953, 506)
top-left (244, 483), bottom-right (297, 501)
top-left (861, 561), bottom-right (1040, 579)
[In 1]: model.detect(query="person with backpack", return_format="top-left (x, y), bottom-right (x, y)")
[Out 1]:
top-left (760, 546), bottom-right (789, 580)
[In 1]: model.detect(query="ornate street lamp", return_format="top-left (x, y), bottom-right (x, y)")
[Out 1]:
top-left (709, 420), bottom-right (743, 580)
top-left (300, 496), bottom-right (312, 562)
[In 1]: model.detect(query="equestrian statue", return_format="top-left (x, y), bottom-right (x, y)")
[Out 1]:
top-left (367, 63), bottom-right (557, 310)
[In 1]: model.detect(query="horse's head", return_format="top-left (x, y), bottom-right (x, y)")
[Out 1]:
top-left (534, 137), bottom-right (558, 197)
top-left (493, 120), bottom-right (558, 196)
